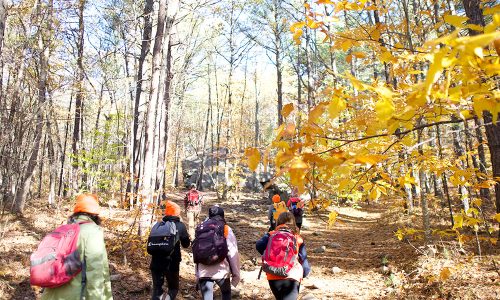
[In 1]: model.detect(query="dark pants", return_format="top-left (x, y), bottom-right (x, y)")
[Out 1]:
top-left (296, 222), bottom-right (302, 230)
top-left (199, 278), bottom-right (231, 300)
top-left (268, 279), bottom-right (300, 300)
top-left (151, 269), bottom-right (180, 300)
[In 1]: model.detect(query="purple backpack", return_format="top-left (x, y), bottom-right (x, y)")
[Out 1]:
top-left (192, 218), bottom-right (228, 265)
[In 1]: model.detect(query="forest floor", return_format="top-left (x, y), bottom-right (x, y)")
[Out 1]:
top-left (1, 191), bottom-right (499, 299)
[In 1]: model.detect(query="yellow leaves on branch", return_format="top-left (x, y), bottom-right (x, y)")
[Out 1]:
top-left (281, 103), bottom-right (294, 119)
top-left (244, 148), bottom-right (260, 171)
top-left (443, 14), bottom-right (469, 28)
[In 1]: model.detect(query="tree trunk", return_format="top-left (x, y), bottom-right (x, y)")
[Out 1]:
top-left (14, 0), bottom-right (52, 212)
top-left (273, 0), bottom-right (283, 125)
top-left (139, 0), bottom-right (169, 235)
top-left (0, 0), bottom-right (7, 59)
top-left (71, 0), bottom-right (86, 194)
top-left (131, 0), bottom-right (154, 207)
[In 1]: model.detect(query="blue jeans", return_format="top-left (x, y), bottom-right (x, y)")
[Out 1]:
top-left (199, 278), bottom-right (231, 300)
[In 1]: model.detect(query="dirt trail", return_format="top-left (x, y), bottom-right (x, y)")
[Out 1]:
top-left (0, 192), bottom-right (416, 300)
top-left (166, 192), bottom-right (415, 300)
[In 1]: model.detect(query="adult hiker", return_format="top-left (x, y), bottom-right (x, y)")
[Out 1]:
top-left (192, 206), bottom-right (241, 300)
top-left (287, 189), bottom-right (305, 230)
top-left (148, 200), bottom-right (190, 300)
top-left (38, 193), bottom-right (113, 300)
top-left (268, 194), bottom-right (288, 231)
top-left (184, 183), bottom-right (204, 238)
top-left (256, 211), bottom-right (311, 300)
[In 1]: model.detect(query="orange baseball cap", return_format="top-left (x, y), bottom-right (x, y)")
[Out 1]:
top-left (165, 200), bottom-right (181, 217)
top-left (73, 194), bottom-right (100, 215)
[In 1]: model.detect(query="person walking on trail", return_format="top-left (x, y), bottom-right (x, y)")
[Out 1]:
top-left (192, 206), bottom-right (241, 300)
top-left (256, 212), bottom-right (311, 300)
top-left (148, 200), bottom-right (190, 300)
top-left (184, 183), bottom-right (204, 238)
top-left (40, 193), bottom-right (113, 300)
top-left (268, 194), bottom-right (287, 231)
top-left (287, 190), bottom-right (305, 230)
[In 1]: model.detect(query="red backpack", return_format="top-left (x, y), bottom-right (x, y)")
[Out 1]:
top-left (262, 229), bottom-right (298, 277)
top-left (187, 190), bottom-right (200, 206)
top-left (30, 222), bottom-right (89, 288)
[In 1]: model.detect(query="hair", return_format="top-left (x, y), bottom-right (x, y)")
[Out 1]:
top-left (276, 211), bottom-right (298, 233)
top-left (69, 212), bottom-right (102, 226)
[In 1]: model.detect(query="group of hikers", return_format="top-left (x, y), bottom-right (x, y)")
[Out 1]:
top-left (30, 184), bottom-right (310, 300)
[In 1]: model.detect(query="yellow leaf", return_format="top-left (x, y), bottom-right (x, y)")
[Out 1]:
top-left (379, 51), bottom-right (394, 63)
top-left (341, 40), bottom-right (352, 52)
top-left (474, 97), bottom-right (500, 123)
top-left (328, 97), bottom-right (347, 119)
top-left (290, 21), bottom-right (306, 33)
top-left (355, 154), bottom-right (387, 166)
top-left (308, 103), bottom-right (327, 123)
top-left (375, 98), bottom-right (395, 122)
top-left (493, 213), bottom-right (500, 222)
top-left (346, 54), bottom-right (352, 64)
top-left (443, 14), bottom-right (468, 28)
top-left (371, 28), bottom-right (380, 41)
top-left (244, 148), bottom-right (261, 171)
top-left (283, 123), bottom-right (296, 137)
top-left (328, 210), bottom-right (338, 228)
top-left (281, 103), bottom-right (294, 118)
top-left (484, 5), bottom-right (500, 15)
top-left (453, 214), bottom-right (464, 230)
top-left (307, 17), bottom-right (321, 29)
top-left (369, 187), bottom-right (381, 201)
top-left (440, 267), bottom-right (452, 281)
top-left (352, 51), bottom-right (366, 59)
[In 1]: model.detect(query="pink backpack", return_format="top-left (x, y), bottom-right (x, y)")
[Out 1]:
top-left (262, 229), bottom-right (298, 277)
top-left (187, 190), bottom-right (200, 206)
top-left (30, 222), bottom-right (88, 288)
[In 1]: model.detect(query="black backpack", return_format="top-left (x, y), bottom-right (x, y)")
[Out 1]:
top-left (192, 218), bottom-right (228, 265)
top-left (147, 220), bottom-right (179, 256)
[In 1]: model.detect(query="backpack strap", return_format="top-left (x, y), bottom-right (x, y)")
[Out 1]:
top-left (80, 258), bottom-right (86, 300)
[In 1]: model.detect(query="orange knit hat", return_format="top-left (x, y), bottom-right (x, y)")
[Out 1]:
top-left (272, 194), bottom-right (281, 203)
top-left (165, 200), bottom-right (181, 217)
top-left (73, 193), bottom-right (100, 215)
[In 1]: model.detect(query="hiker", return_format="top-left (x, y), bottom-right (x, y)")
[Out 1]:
top-left (193, 206), bottom-right (241, 300)
top-left (287, 190), bottom-right (305, 230)
top-left (268, 194), bottom-right (288, 231)
top-left (148, 200), bottom-right (190, 300)
top-left (184, 183), bottom-right (204, 238)
top-left (39, 193), bottom-right (113, 300)
top-left (256, 211), bottom-right (311, 300)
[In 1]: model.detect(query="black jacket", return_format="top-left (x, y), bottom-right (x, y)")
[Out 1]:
top-left (150, 216), bottom-right (190, 271)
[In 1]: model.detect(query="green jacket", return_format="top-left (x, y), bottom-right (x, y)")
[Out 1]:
top-left (41, 215), bottom-right (113, 300)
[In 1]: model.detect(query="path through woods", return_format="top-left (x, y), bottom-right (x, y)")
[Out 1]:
top-left (0, 192), bottom-right (426, 300)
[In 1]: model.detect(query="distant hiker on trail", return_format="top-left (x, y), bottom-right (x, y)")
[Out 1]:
top-left (268, 194), bottom-right (288, 231)
top-left (287, 189), bottom-right (305, 230)
top-left (184, 183), bottom-right (204, 238)
top-left (192, 206), bottom-right (241, 300)
top-left (256, 211), bottom-right (311, 300)
top-left (147, 200), bottom-right (190, 300)
top-left (32, 193), bottom-right (113, 300)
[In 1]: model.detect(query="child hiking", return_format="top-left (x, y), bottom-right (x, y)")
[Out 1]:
top-left (33, 193), bottom-right (113, 300)
top-left (148, 200), bottom-right (190, 300)
top-left (184, 183), bottom-right (204, 238)
top-left (287, 190), bottom-right (305, 230)
top-left (268, 194), bottom-right (288, 231)
top-left (193, 206), bottom-right (241, 300)
top-left (256, 211), bottom-right (311, 300)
